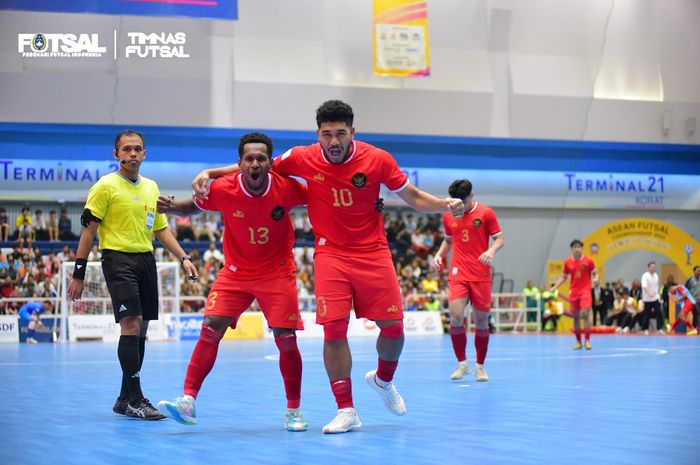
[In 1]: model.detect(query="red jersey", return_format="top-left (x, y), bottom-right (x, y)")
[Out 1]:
top-left (195, 171), bottom-right (307, 279)
top-left (563, 255), bottom-right (596, 298)
top-left (443, 202), bottom-right (501, 282)
top-left (274, 140), bottom-right (408, 256)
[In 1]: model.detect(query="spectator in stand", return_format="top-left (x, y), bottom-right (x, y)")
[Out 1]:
top-left (58, 210), bottom-right (76, 240)
top-left (0, 207), bottom-right (10, 241)
top-left (630, 279), bottom-right (642, 302)
top-left (202, 241), bottom-right (224, 265)
top-left (175, 215), bottom-right (195, 241)
top-left (57, 244), bottom-right (71, 262)
top-left (33, 210), bottom-right (48, 241)
top-left (88, 244), bottom-right (102, 262)
top-left (48, 210), bottom-right (60, 242)
top-left (16, 207), bottom-right (33, 252)
top-left (641, 261), bottom-right (664, 334)
top-left (591, 280), bottom-right (608, 326)
top-left (0, 268), bottom-right (14, 302)
top-left (661, 275), bottom-right (676, 323)
top-left (607, 290), bottom-right (632, 332)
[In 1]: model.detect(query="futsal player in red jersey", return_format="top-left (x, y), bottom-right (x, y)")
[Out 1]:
top-left (433, 179), bottom-right (504, 382)
top-left (156, 133), bottom-right (310, 431)
top-left (550, 239), bottom-right (599, 350)
top-left (192, 100), bottom-right (465, 434)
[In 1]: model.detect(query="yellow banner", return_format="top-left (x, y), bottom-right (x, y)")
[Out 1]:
top-left (582, 217), bottom-right (699, 280)
top-left (373, 0), bottom-right (430, 77)
top-left (223, 313), bottom-right (265, 340)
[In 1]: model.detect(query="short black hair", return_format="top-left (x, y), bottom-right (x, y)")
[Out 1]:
top-left (448, 179), bottom-right (473, 201)
top-left (570, 239), bottom-right (584, 248)
top-left (114, 130), bottom-right (144, 150)
top-left (694, 265), bottom-right (700, 272)
top-left (648, 261), bottom-right (656, 267)
top-left (316, 100), bottom-right (354, 128)
top-left (238, 132), bottom-right (273, 159)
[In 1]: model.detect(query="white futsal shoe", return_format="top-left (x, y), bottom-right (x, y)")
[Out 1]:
top-left (365, 370), bottom-right (407, 416)
top-left (322, 408), bottom-right (362, 434)
top-left (284, 408), bottom-right (308, 432)
top-left (157, 395), bottom-right (197, 425)
top-left (450, 361), bottom-right (473, 380)
top-left (475, 363), bottom-right (489, 382)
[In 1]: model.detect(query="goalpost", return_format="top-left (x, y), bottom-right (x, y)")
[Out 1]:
top-left (59, 261), bottom-right (180, 342)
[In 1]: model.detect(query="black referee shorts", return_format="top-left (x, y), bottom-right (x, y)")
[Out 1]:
top-left (101, 249), bottom-right (159, 323)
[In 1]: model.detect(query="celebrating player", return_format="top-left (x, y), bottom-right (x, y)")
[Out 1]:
top-left (157, 132), bottom-right (310, 431)
top-left (192, 100), bottom-right (465, 434)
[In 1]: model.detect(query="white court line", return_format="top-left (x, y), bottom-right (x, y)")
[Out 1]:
top-left (0, 347), bottom-right (668, 367)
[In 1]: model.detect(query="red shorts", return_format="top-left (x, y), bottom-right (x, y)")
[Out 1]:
top-left (569, 293), bottom-right (593, 313)
top-left (204, 270), bottom-right (303, 330)
top-left (448, 280), bottom-right (492, 311)
top-left (314, 251), bottom-right (403, 324)
top-left (680, 301), bottom-right (695, 315)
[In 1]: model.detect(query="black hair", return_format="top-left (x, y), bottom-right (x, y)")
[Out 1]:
top-left (315, 100), bottom-right (354, 128)
top-left (114, 130), bottom-right (144, 150)
top-left (238, 132), bottom-right (273, 159)
top-left (448, 179), bottom-right (473, 201)
top-left (647, 261), bottom-right (656, 267)
top-left (570, 239), bottom-right (584, 248)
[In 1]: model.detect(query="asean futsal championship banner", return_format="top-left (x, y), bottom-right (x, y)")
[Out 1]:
top-left (373, 0), bottom-right (430, 77)
top-left (0, 0), bottom-right (238, 20)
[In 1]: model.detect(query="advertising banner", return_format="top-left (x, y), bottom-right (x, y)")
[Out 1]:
top-left (373, 0), bottom-right (430, 77)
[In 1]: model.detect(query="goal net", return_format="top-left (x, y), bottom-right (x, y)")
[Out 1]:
top-left (59, 261), bottom-right (180, 342)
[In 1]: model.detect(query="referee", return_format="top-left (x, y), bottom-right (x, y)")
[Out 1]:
top-left (67, 130), bottom-right (198, 420)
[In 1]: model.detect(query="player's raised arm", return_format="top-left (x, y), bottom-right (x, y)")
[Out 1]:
top-left (192, 164), bottom-right (239, 199)
top-left (396, 183), bottom-right (465, 218)
top-left (157, 195), bottom-right (201, 216)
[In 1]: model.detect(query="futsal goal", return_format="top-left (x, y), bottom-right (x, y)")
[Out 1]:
top-left (59, 261), bottom-right (180, 342)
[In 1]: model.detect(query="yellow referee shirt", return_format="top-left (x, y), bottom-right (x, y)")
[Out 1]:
top-left (84, 172), bottom-right (168, 253)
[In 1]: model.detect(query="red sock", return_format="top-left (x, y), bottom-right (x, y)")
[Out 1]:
top-left (330, 378), bottom-right (353, 409)
top-left (183, 325), bottom-right (221, 398)
top-left (450, 324), bottom-right (467, 362)
top-left (275, 333), bottom-right (302, 409)
top-left (575, 329), bottom-right (582, 343)
top-left (475, 328), bottom-right (489, 364)
top-left (377, 357), bottom-right (399, 382)
top-left (584, 328), bottom-right (591, 341)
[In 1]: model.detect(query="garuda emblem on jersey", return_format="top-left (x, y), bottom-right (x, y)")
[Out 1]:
top-left (271, 206), bottom-right (285, 221)
top-left (473, 219), bottom-right (483, 227)
top-left (351, 172), bottom-right (367, 188)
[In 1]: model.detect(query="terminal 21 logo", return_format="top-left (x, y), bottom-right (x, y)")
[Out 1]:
top-left (17, 33), bottom-right (106, 58)
top-left (125, 32), bottom-right (190, 58)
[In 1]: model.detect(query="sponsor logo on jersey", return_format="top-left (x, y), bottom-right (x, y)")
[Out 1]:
top-left (313, 173), bottom-right (325, 182)
top-left (232, 210), bottom-right (244, 218)
top-left (352, 172), bottom-right (367, 188)
top-left (387, 304), bottom-right (399, 313)
top-left (472, 219), bottom-right (482, 227)
top-left (271, 206), bottom-right (285, 221)
top-left (317, 296), bottom-right (328, 318)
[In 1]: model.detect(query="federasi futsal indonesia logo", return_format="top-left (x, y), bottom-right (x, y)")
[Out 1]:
top-left (32, 34), bottom-right (47, 52)
top-left (17, 33), bottom-right (106, 58)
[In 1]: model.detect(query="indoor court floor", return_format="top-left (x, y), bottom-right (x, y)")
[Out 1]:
top-left (1, 333), bottom-right (697, 465)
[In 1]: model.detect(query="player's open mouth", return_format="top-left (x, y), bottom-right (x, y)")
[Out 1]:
top-left (251, 172), bottom-right (261, 181)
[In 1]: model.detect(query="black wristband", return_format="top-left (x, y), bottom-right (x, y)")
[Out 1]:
top-left (73, 258), bottom-right (88, 280)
